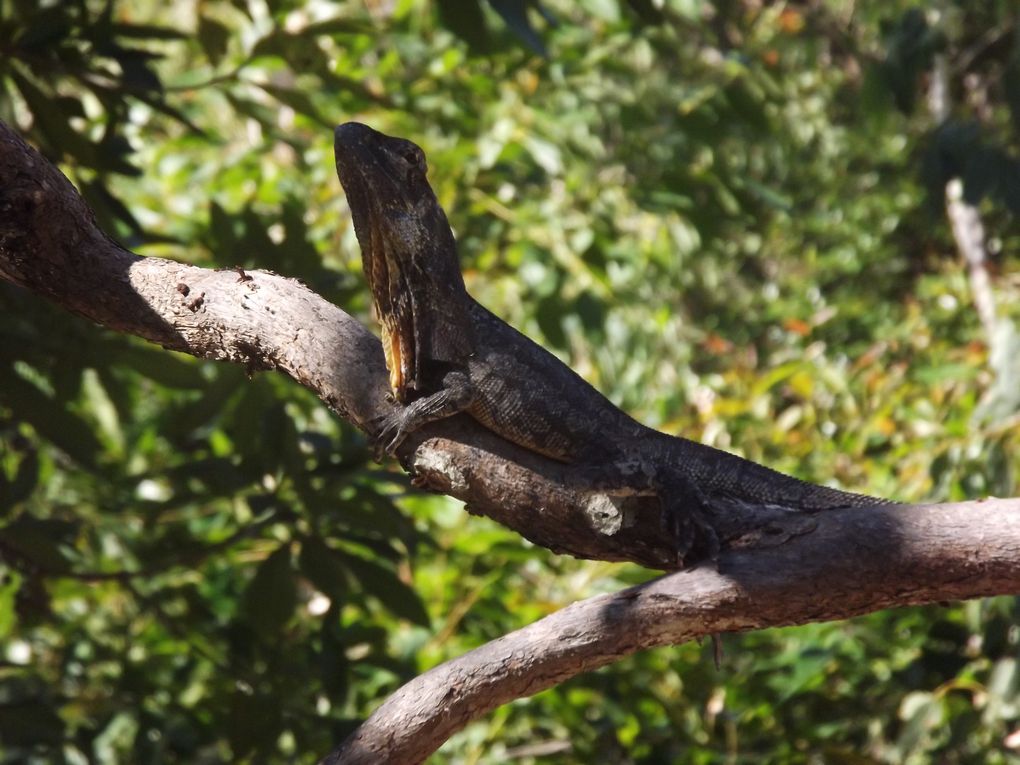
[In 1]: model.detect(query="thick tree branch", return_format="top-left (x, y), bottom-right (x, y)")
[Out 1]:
top-left (0, 119), bottom-right (723, 568)
top-left (324, 497), bottom-right (1020, 765)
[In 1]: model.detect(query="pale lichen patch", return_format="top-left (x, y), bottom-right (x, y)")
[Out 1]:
top-left (415, 447), bottom-right (469, 493)
top-left (584, 493), bottom-right (624, 536)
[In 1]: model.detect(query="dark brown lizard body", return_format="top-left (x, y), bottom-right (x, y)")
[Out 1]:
top-left (334, 122), bottom-right (888, 563)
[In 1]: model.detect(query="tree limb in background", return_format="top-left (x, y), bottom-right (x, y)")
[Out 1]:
top-left (927, 54), bottom-right (1020, 424)
top-left (927, 54), bottom-right (998, 339)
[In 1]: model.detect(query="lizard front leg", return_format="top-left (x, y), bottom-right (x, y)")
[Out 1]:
top-left (375, 369), bottom-right (475, 456)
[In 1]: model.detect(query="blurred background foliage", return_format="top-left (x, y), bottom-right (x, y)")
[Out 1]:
top-left (1, 0), bottom-right (1019, 762)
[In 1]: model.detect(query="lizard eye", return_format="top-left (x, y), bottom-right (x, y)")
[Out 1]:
top-left (401, 146), bottom-right (426, 173)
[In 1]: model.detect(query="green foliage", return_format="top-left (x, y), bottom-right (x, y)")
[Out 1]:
top-left (1, 0), bottom-right (1019, 763)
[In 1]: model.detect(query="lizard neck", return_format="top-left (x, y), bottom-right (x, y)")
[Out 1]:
top-left (335, 122), bottom-right (475, 399)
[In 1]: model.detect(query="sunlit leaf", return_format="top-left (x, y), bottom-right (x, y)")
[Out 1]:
top-left (341, 552), bottom-right (429, 626)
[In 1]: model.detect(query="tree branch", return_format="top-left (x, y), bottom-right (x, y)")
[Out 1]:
top-left (323, 497), bottom-right (1020, 764)
top-left (0, 119), bottom-right (707, 569)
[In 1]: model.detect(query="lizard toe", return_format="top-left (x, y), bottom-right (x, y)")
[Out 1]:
top-left (665, 507), bottom-right (719, 568)
top-left (371, 410), bottom-right (410, 458)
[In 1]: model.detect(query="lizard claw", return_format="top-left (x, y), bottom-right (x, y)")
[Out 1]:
top-left (665, 503), bottom-right (719, 567)
top-left (370, 410), bottom-right (411, 460)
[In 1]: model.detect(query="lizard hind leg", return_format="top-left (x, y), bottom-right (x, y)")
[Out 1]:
top-left (653, 467), bottom-right (721, 567)
top-left (572, 460), bottom-right (720, 568)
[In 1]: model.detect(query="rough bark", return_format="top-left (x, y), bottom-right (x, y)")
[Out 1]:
top-left (1, 119), bottom-right (892, 570)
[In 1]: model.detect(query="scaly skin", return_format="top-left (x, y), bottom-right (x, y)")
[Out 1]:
top-left (334, 122), bottom-right (888, 563)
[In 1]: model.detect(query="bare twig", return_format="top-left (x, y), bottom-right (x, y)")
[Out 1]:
top-left (928, 54), bottom-right (998, 339)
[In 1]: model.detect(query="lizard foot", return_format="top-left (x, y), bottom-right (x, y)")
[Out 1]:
top-left (369, 409), bottom-right (412, 459)
top-left (659, 475), bottom-right (720, 567)
top-left (368, 381), bottom-right (473, 460)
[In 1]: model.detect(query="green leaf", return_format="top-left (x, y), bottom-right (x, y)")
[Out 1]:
top-left (228, 690), bottom-right (282, 758)
top-left (116, 52), bottom-right (163, 93)
top-left (299, 17), bottom-right (374, 37)
top-left (54, 95), bottom-right (85, 119)
top-left (489, 0), bottom-right (549, 56)
top-left (197, 16), bottom-right (230, 66)
top-left (574, 291), bottom-right (606, 334)
top-left (0, 450), bottom-right (38, 513)
top-left (13, 6), bottom-right (72, 49)
top-left (624, 0), bottom-right (664, 25)
top-left (11, 70), bottom-right (99, 167)
top-left (437, 0), bottom-right (491, 53)
top-left (0, 570), bottom-right (19, 640)
top-left (0, 516), bottom-right (78, 573)
top-left (118, 346), bottom-right (208, 390)
top-left (912, 363), bottom-right (977, 385)
top-left (298, 536), bottom-right (349, 601)
top-left (82, 369), bottom-right (124, 456)
top-left (242, 545), bottom-right (297, 638)
top-left (81, 179), bottom-right (144, 232)
top-left (341, 552), bottom-right (429, 626)
top-left (0, 366), bottom-right (102, 469)
top-left (132, 91), bottom-right (205, 134)
top-left (158, 366), bottom-right (245, 444)
top-left (535, 294), bottom-right (568, 349)
top-left (109, 22), bottom-right (188, 40)
top-left (257, 84), bottom-right (329, 126)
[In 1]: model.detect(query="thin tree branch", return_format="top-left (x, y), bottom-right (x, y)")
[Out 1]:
top-left (323, 497), bottom-right (1020, 765)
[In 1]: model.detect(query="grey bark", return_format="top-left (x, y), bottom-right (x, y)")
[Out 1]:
top-left (2, 118), bottom-right (883, 570)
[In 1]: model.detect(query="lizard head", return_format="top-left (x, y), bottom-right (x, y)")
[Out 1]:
top-left (334, 122), bottom-right (473, 401)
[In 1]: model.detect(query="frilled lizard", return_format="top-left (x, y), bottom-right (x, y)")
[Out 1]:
top-left (334, 121), bottom-right (886, 565)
